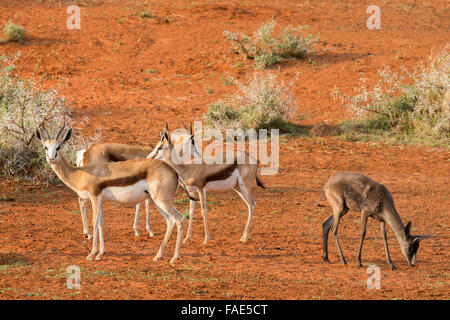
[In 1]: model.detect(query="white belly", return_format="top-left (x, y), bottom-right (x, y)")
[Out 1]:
top-left (205, 169), bottom-right (239, 192)
top-left (101, 180), bottom-right (148, 204)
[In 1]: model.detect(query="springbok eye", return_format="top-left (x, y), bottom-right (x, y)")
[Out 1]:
top-left (56, 145), bottom-right (61, 151)
top-left (44, 146), bottom-right (48, 151)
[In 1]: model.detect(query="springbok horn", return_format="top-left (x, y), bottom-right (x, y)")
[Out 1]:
top-left (55, 122), bottom-right (66, 140)
top-left (182, 121), bottom-right (189, 133)
top-left (42, 124), bottom-right (51, 140)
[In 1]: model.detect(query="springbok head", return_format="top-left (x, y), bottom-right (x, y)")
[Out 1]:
top-left (399, 221), bottom-right (430, 267)
top-left (147, 122), bottom-right (201, 161)
top-left (35, 123), bottom-right (72, 164)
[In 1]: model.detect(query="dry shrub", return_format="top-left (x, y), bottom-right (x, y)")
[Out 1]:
top-left (0, 53), bottom-right (100, 183)
top-left (224, 20), bottom-right (319, 69)
top-left (333, 47), bottom-right (449, 144)
top-left (2, 21), bottom-right (25, 45)
top-left (203, 72), bottom-right (297, 132)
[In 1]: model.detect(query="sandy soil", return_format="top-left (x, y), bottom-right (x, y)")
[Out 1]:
top-left (0, 0), bottom-right (448, 299)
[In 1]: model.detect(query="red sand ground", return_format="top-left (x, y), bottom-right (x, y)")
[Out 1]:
top-left (0, 0), bottom-right (448, 299)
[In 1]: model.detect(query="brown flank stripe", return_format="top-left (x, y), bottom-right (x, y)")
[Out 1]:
top-left (95, 170), bottom-right (148, 195)
top-left (201, 163), bottom-right (238, 187)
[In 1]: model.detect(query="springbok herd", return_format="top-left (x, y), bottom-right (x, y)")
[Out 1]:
top-left (34, 122), bottom-right (429, 269)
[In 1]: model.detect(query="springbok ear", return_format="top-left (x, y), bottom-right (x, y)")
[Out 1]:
top-left (405, 221), bottom-right (412, 237)
top-left (164, 130), bottom-right (169, 141)
top-left (62, 128), bottom-right (72, 143)
top-left (415, 235), bottom-right (431, 242)
top-left (35, 129), bottom-right (42, 141)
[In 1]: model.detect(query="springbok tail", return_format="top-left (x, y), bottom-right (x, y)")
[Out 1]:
top-left (316, 189), bottom-right (326, 207)
top-left (256, 175), bottom-right (266, 189)
top-left (178, 176), bottom-right (199, 202)
top-left (75, 149), bottom-right (86, 167)
top-left (255, 165), bottom-right (266, 189)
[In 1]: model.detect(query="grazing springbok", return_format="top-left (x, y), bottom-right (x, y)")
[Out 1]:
top-left (317, 172), bottom-right (430, 270)
top-left (75, 123), bottom-right (201, 239)
top-left (148, 125), bottom-right (265, 244)
top-left (36, 124), bottom-right (195, 263)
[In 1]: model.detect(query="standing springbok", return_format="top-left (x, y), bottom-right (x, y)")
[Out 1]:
top-left (75, 123), bottom-right (201, 239)
top-left (148, 125), bottom-right (265, 244)
top-left (317, 172), bottom-right (430, 270)
top-left (36, 124), bottom-right (195, 263)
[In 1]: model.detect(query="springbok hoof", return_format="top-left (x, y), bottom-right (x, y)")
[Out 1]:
top-left (170, 257), bottom-right (180, 264)
top-left (239, 236), bottom-right (249, 243)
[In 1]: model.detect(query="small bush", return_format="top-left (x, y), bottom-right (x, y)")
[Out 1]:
top-left (204, 101), bottom-right (240, 129)
top-left (2, 21), bottom-right (25, 45)
top-left (333, 47), bottom-right (449, 144)
top-left (203, 72), bottom-right (297, 132)
top-left (0, 54), bottom-right (100, 183)
top-left (139, 11), bottom-right (154, 19)
top-left (224, 20), bottom-right (319, 69)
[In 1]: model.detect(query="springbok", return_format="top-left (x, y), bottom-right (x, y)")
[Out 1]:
top-left (317, 171), bottom-right (430, 270)
top-left (75, 123), bottom-right (201, 239)
top-left (148, 124), bottom-right (265, 245)
top-left (36, 124), bottom-right (195, 263)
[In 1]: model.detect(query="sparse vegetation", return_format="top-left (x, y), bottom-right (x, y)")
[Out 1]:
top-left (139, 11), bottom-right (154, 19)
top-left (203, 72), bottom-right (297, 132)
top-left (333, 47), bottom-right (449, 145)
top-left (2, 21), bottom-right (25, 45)
top-left (0, 54), bottom-right (100, 183)
top-left (220, 75), bottom-right (234, 86)
top-left (224, 20), bottom-right (319, 69)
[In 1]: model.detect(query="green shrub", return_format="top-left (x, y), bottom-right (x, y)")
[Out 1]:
top-left (224, 20), bottom-right (318, 69)
top-left (203, 72), bottom-right (297, 131)
top-left (333, 48), bottom-right (449, 144)
top-left (2, 21), bottom-right (25, 45)
top-left (139, 11), bottom-right (154, 19)
top-left (0, 54), bottom-right (100, 183)
top-left (204, 101), bottom-right (240, 129)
